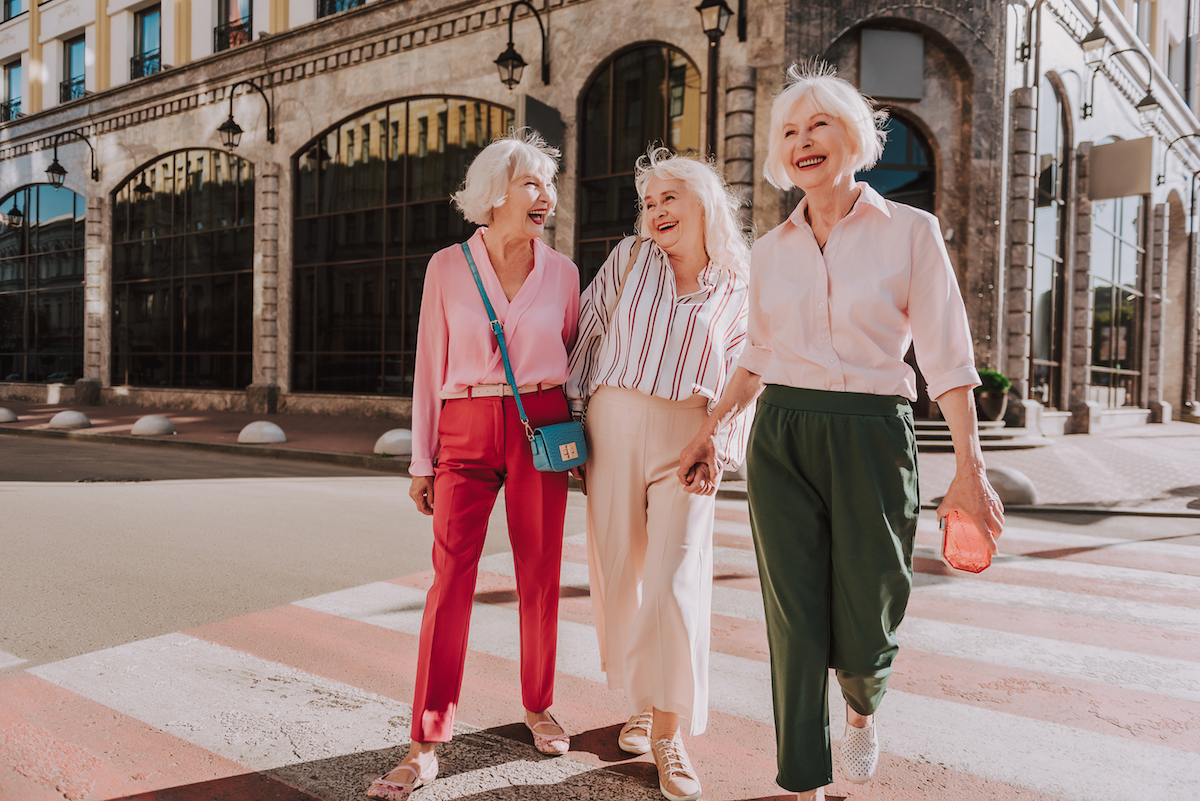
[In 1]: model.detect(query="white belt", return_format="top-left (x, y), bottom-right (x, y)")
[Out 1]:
top-left (440, 382), bottom-right (559, 400)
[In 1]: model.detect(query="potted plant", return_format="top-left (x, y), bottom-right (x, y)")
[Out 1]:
top-left (975, 368), bottom-right (1011, 422)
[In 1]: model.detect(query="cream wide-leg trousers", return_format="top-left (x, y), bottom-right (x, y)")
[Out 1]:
top-left (584, 386), bottom-right (716, 736)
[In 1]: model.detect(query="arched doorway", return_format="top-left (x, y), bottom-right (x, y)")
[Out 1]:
top-left (858, 115), bottom-right (935, 211)
top-left (111, 150), bottom-right (256, 389)
top-left (292, 97), bottom-right (514, 395)
top-left (1030, 76), bottom-right (1069, 409)
top-left (0, 184), bottom-right (86, 384)
top-left (577, 44), bottom-right (701, 285)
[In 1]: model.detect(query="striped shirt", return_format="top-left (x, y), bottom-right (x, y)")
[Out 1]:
top-left (566, 235), bottom-right (753, 470)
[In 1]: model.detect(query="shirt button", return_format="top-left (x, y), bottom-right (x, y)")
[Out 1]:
top-left (833, 384), bottom-right (843, 391)
top-left (821, 333), bottom-right (829, 340)
top-left (818, 302), bottom-right (826, 309)
top-left (828, 357), bottom-right (836, 363)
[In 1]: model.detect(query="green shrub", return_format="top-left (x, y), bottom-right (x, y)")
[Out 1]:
top-left (975, 368), bottom-right (1011, 395)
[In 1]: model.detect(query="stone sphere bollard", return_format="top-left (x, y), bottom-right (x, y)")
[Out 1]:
top-left (48, 410), bottom-right (91, 430)
top-left (131, 415), bottom-right (176, 437)
top-left (986, 466), bottom-right (1038, 506)
top-left (0, 407), bottom-right (17, 423)
top-left (374, 429), bottom-right (413, 456)
top-left (238, 420), bottom-right (286, 444)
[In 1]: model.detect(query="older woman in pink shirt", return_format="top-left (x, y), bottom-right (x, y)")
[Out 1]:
top-left (679, 64), bottom-right (1004, 800)
top-left (368, 131), bottom-right (579, 801)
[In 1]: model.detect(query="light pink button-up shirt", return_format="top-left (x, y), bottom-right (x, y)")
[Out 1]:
top-left (738, 183), bottom-right (979, 401)
top-left (409, 228), bottom-right (580, 475)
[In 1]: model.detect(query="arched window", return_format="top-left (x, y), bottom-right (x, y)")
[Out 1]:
top-left (1031, 77), bottom-right (1069, 408)
top-left (577, 45), bottom-right (701, 285)
top-left (292, 97), bottom-right (514, 396)
top-left (858, 116), bottom-right (934, 212)
top-left (112, 150), bottom-right (255, 389)
top-left (0, 184), bottom-right (86, 383)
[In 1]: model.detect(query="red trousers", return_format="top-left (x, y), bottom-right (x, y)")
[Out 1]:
top-left (410, 388), bottom-right (569, 742)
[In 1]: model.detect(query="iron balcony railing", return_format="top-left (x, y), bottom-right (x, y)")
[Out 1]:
top-left (0, 98), bottom-right (21, 121)
top-left (317, 0), bottom-right (363, 19)
top-left (131, 49), bottom-right (161, 79)
top-left (213, 20), bottom-right (252, 52)
top-left (59, 76), bottom-right (85, 104)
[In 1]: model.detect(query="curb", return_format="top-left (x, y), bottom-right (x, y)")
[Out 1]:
top-left (918, 501), bottom-right (1200, 519)
top-left (0, 425), bottom-right (412, 475)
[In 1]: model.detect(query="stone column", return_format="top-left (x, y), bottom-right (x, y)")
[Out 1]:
top-left (1147, 202), bottom-right (1171, 422)
top-left (724, 66), bottom-right (756, 232)
top-left (76, 195), bottom-right (105, 405)
top-left (1005, 87), bottom-right (1035, 403)
top-left (248, 161), bottom-right (280, 414)
top-left (1069, 143), bottom-right (1101, 433)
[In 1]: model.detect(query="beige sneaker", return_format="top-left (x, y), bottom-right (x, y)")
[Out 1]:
top-left (651, 736), bottom-right (702, 801)
top-left (618, 710), bottom-right (653, 754)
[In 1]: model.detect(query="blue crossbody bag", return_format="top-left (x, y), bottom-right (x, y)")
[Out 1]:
top-left (460, 242), bottom-right (588, 473)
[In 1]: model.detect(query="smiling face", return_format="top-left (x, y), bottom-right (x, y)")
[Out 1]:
top-left (490, 170), bottom-right (554, 240)
top-left (780, 96), bottom-right (858, 192)
top-left (642, 175), bottom-right (705, 257)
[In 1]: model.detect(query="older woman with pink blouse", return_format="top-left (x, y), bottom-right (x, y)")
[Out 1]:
top-left (679, 64), bottom-right (1004, 801)
top-left (566, 149), bottom-right (751, 801)
top-left (368, 130), bottom-right (578, 801)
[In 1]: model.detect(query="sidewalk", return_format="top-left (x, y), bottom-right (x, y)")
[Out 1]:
top-left (4, 398), bottom-right (1200, 513)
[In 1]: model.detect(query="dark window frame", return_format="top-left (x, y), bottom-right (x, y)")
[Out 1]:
top-left (2, 59), bottom-right (21, 121)
top-left (59, 35), bottom-right (86, 103)
top-left (214, 0), bottom-right (252, 51)
top-left (131, 5), bottom-right (161, 79)
top-left (317, 0), bottom-right (364, 20)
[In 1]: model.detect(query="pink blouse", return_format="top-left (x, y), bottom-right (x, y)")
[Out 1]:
top-left (738, 183), bottom-right (980, 401)
top-left (409, 228), bottom-right (581, 475)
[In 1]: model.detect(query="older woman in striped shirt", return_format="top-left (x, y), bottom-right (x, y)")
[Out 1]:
top-left (566, 149), bottom-right (751, 801)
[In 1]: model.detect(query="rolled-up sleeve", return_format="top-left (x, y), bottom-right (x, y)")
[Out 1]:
top-left (714, 314), bottom-right (753, 471)
top-left (409, 257), bottom-right (448, 476)
top-left (736, 250), bottom-right (772, 377)
top-left (908, 214), bottom-right (981, 400)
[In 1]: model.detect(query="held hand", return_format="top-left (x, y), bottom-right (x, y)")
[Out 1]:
top-left (569, 464), bottom-right (587, 496)
top-left (678, 429), bottom-right (719, 494)
top-left (409, 476), bottom-right (435, 516)
top-left (937, 467), bottom-right (1004, 554)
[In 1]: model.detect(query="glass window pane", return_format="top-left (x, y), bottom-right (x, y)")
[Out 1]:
top-left (0, 292), bottom-right (24, 352)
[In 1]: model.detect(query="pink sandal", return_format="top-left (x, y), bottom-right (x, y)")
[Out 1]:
top-left (366, 757), bottom-right (438, 801)
top-left (525, 711), bottom-right (570, 756)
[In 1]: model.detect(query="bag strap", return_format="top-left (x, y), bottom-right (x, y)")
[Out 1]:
top-left (610, 236), bottom-right (643, 319)
top-left (461, 241), bottom-right (535, 441)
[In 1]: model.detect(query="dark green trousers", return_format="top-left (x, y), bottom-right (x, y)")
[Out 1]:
top-left (746, 385), bottom-right (919, 792)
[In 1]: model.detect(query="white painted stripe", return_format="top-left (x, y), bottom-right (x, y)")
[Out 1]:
top-left (483, 548), bottom-right (768, 623)
top-left (28, 633), bottom-right (659, 799)
top-left (913, 572), bottom-right (1200, 633)
top-left (0, 650), bottom-right (26, 670)
top-left (298, 580), bottom-right (1199, 801)
top-left (917, 519), bottom-right (1200, 561)
top-left (898, 617), bottom-right (1200, 701)
top-left (912, 544), bottom-right (1200, 593)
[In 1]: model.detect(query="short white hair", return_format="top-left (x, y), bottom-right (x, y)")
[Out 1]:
top-left (634, 147), bottom-right (751, 280)
top-left (763, 61), bottom-right (889, 190)
top-left (452, 129), bottom-right (559, 226)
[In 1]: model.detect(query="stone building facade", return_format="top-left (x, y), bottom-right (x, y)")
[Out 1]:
top-left (1, 0), bottom-right (1198, 434)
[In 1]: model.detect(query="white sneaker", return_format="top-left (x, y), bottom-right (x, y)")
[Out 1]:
top-left (841, 715), bottom-right (878, 784)
top-left (618, 710), bottom-right (653, 754)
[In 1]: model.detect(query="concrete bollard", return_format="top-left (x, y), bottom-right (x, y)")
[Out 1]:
top-left (48, 410), bottom-right (91, 430)
top-left (131, 415), bottom-right (177, 437)
top-left (238, 420), bottom-right (287, 444)
top-left (374, 429), bottom-right (413, 456)
top-left (0, 408), bottom-right (17, 423)
top-left (986, 466), bottom-right (1038, 505)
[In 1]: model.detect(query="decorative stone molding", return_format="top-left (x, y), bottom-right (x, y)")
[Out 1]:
top-left (1068, 142), bottom-right (1099, 433)
top-left (256, 161), bottom-right (281, 387)
top-left (84, 196), bottom-right (104, 382)
top-left (1147, 202), bottom-right (1168, 421)
top-left (1005, 86), bottom-right (1036, 403)
top-left (724, 65), bottom-right (756, 233)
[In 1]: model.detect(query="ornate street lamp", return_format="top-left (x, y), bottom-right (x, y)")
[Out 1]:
top-left (6, 198), bottom-right (23, 228)
top-left (217, 79), bottom-right (275, 149)
top-left (1081, 48), bottom-right (1159, 128)
top-left (1156, 132), bottom-right (1200, 185)
top-left (495, 1), bottom-right (549, 89)
top-left (44, 130), bottom-right (99, 188)
top-left (697, 0), bottom-right (734, 158)
top-left (134, 175), bottom-right (154, 196)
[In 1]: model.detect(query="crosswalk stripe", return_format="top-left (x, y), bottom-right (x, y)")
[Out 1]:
top-left (0, 650), bottom-right (26, 670)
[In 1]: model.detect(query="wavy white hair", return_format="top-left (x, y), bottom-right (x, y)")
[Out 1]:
top-left (634, 148), bottom-right (751, 279)
top-left (763, 60), bottom-right (889, 190)
top-left (452, 128), bottom-right (559, 226)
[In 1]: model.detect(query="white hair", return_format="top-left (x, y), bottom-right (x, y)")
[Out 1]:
top-left (452, 128), bottom-right (559, 226)
top-left (763, 60), bottom-right (889, 190)
top-left (634, 148), bottom-right (751, 280)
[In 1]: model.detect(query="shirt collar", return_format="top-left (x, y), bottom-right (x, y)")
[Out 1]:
top-left (787, 181), bottom-right (893, 229)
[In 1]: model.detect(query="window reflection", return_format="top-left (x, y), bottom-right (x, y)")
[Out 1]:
top-left (1089, 194), bottom-right (1144, 408)
top-left (578, 46), bottom-right (701, 287)
top-left (1028, 78), bottom-right (1068, 408)
top-left (111, 150), bottom-right (254, 389)
top-left (292, 96), bottom-right (513, 396)
top-left (858, 116), bottom-right (935, 212)
top-left (0, 184), bottom-right (85, 383)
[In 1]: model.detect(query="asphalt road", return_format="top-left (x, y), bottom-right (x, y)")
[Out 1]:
top-left (0, 437), bottom-right (588, 673)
